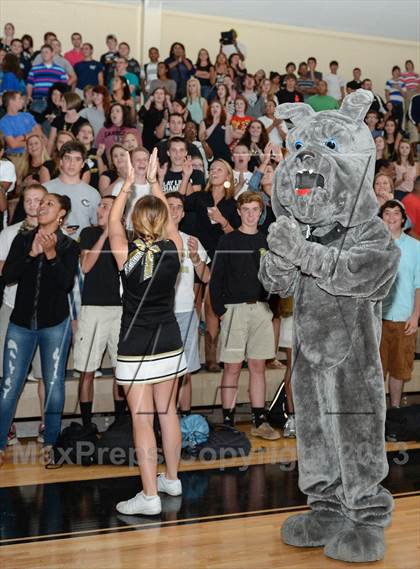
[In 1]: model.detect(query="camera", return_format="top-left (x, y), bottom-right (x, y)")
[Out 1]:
top-left (220, 31), bottom-right (234, 45)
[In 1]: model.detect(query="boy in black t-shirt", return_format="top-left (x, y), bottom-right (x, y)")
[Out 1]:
top-left (210, 191), bottom-right (281, 440)
top-left (73, 196), bottom-right (124, 426)
top-left (161, 137), bottom-right (205, 195)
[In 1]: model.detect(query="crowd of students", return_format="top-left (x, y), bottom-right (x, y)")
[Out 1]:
top-left (0, 23), bottom-right (419, 515)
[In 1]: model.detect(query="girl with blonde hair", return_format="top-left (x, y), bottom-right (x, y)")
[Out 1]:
top-left (184, 159), bottom-right (240, 371)
top-left (16, 134), bottom-right (50, 186)
top-left (183, 77), bottom-right (208, 124)
top-left (109, 148), bottom-right (186, 516)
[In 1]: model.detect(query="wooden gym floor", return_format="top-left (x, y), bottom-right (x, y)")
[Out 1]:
top-left (0, 426), bottom-right (419, 569)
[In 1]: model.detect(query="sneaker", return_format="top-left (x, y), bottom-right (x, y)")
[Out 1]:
top-left (283, 415), bottom-right (296, 439)
top-left (37, 423), bottom-right (45, 444)
top-left (7, 424), bottom-right (18, 446)
top-left (157, 473), bottom-right (182, 496)
top-left (250, 421), bottom-right (281, 441)
top-left (116, 491), bottom-right (161, 515)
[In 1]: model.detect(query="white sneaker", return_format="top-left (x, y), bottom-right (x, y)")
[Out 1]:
top-left (157, 473), bottom-right (182, 496)
top-left (116, 491), bottom-right (161, 515)
top-left (283, 415), bottom-right (296, 438)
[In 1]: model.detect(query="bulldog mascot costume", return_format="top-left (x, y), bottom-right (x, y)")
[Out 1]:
top-left (260, 90), bottom-right (400, 563)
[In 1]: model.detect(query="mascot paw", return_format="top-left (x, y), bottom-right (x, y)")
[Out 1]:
top-left (324, 525), bottom-right (385, 563)
top-left (267, 216), bottom-right (305, 265)
top-left (281, 510), bottom-right (351, 547)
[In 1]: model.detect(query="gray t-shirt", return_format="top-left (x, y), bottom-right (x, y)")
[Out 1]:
top-left (44, 177), bottom-right (100, 237)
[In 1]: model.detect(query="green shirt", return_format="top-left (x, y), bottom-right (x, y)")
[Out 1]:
top-left (307, 95), bottom-right (340, 112)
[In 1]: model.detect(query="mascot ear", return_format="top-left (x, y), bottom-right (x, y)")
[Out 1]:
top-left (274, 103), bottom-right (315, 123)
top-left (340, 89), bottom-right (374, 122)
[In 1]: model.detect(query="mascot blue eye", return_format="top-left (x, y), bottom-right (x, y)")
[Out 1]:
top-left (325, 139), bottom-right (337, 150)
top-left (294, 140), bottom-right (304, 150)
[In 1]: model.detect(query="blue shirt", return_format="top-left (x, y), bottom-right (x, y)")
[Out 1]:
top-left (382, 232), bottom-right (420, 321)
top-left (27, 63), bottom-right (67, 99)
top-left (0, 71), bottom-right (26, 95)
top-left (74, 60), bottom-right (103, 89)
top-left (0, 112), bottom-right (37, 154)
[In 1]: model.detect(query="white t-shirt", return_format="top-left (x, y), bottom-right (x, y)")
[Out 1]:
top-left (141, 62), bottom-right (159, 93)
top-left (258, 115), bottom-right (287, 146)
top-left (324, 73), bottom-right (345, 101)
top-left (233, 170), bottom-right (253, 198)
top-left (0, 221), bottom-right (23, 307)
top-left (112, 180), bottom-right (150, 230)
top-left (174, 231), bottom-right (209, 313)
top-left (0, 159), bottom-right (16, 227)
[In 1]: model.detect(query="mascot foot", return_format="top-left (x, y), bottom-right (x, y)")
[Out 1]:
top-left (324, 525), bottom-right (385, 563)
top-left (281, 510), bottom-right (350, 547)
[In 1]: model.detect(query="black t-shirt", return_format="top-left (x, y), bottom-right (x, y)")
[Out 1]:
top-left (277, 89), bottom-right (304, 104)
top-left (196, 64), bottom-right (213, 87)
top-left (207, 124), bottom-right (231, 163)
top-left (162, 169), bottom-right (205, 194)
top-left (346, 80), bottom-right (362, 91)
top-left (51, 114), bottom-right (88, 135)
top-left (138, 105), bottom-right (165, 151)
top-left (157, 138), bottom-right (202, 166)
top-left (79, 226), bottom-right (121, 306)
top-left (209, 230), bottom-right (269, 316)
top-left (184, 191), bottom-right (241, 260)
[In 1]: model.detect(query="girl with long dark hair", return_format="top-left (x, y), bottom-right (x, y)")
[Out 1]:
top-left (0, 192), bottom-right (79, 466)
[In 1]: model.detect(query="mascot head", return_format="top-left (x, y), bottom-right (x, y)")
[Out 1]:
top-left (273, 89), bottom-right (378, 227)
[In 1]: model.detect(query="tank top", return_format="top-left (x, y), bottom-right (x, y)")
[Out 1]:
top-left (120, 238), bottom-right (180, 327)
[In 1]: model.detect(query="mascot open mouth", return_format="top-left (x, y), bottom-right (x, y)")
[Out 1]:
top-left (295, 170), bottom-right (325, 196)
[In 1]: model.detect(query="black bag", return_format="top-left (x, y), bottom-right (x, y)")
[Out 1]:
top-left (52, 422), bottom-right (98, 466)
top-left (190, 424), bottom-right (251, 460)
top-left (385, 405), bottom-right (420, 442)
top-left (267, 380), bottom-right (288, 428)
top-left (96, 415), bottom-right (135, 465)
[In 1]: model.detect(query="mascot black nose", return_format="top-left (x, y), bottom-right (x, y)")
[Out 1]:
top-left (297, 150), bottom-right (315, 162)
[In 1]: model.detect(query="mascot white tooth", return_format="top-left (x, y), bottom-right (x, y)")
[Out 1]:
top-left (259, 89), bottom-right (400, 563)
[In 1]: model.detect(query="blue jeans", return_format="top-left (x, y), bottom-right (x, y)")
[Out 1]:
top-left (0, 319), bottom-right (71, 449)
top-left (30, 98), bottom-right (47, 114)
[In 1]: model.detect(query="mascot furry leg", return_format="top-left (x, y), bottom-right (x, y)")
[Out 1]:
top-left (260, 90), bottom-right (400, 563)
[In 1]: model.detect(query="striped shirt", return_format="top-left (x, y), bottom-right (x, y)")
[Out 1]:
top-left (27, 63), bottom-right (68, 99)
top-left (385, 79), bottom-right (406, 104)
top-left (400, 71), bottom-right (420, 91)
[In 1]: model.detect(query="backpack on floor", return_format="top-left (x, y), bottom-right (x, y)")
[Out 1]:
top-left (267, 380), bottom-right (288, 428)
top-left (52, 422), bottom-right (99, 466)
top-left (190, 423), bottom-right (251, 460)
top-left (96, 415), bottom-right (135, 465)
top-left (385, 405), bottom-right (420, 442)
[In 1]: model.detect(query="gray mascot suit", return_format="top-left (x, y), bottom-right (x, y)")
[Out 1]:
top-left (259, 90), bottom-right (400, 563)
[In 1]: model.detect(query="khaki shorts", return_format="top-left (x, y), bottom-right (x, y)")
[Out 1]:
top-left (220, 302), bottom-right (275, 363)
top-left (73, 305), bottom-right (122, 372)
top-left (380, 320), bottom-right (416, 381)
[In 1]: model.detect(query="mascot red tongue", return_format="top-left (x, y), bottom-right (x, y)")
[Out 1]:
top-left (259, 89), bottom-right (400, 564)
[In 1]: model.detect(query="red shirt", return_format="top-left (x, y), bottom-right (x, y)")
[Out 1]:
top-left (402, 192), bottom-right (420, 237)
top-left (400, 71), bottom-right (420, 91)
top-left (64, 49), bottom-right (84, 68)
